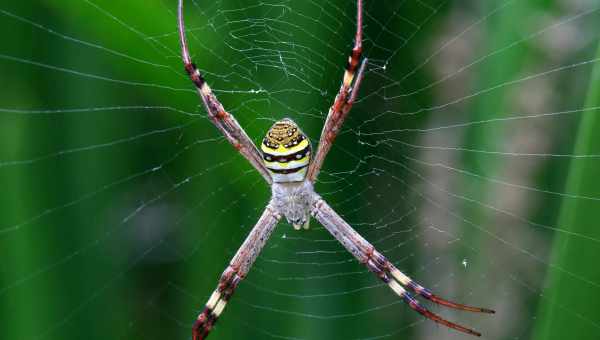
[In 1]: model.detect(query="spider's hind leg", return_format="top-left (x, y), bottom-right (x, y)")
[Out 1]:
top-left (312, 198), bottom-right (494, 337)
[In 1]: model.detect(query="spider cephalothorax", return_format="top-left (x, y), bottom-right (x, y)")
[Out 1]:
top-left (261, 118), bottom-right (311, 183)
top-left (178, 0), bottom-right (494, 339)
top-left (271, 180), bottom-right (314, 230)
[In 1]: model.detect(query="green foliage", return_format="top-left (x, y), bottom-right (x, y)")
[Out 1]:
top-left (531, 43), bottom-right (600, 340)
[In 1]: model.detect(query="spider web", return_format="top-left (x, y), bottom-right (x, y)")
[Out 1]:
top-left (1, 0), bottom-right (600, 339)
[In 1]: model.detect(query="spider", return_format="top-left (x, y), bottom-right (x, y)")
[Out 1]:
top-left (178, 0), bottom-right (494, 339)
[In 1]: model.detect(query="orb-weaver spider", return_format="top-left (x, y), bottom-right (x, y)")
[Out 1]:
top-left (177, 0), bottom-right (495, 338)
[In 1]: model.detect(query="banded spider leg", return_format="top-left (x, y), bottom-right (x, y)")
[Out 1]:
top-left (311, 198), bottom-right (494, 337)
top-left (192, 205), bottom-right (281, 340)
top-left (307, 0), bottom-right (368, 182)
top-left (177, 0), bottom-right (272, 184)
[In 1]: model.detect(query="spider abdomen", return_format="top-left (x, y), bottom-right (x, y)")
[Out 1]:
top-left (261, 118), bottom-right (311, 183)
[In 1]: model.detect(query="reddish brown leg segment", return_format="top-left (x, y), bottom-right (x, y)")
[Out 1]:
top-left (403, 294), bottom-right (482, 337)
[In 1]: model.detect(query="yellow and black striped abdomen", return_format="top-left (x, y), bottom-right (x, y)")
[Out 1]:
top-left (261, 119), bottom-right (311, 183)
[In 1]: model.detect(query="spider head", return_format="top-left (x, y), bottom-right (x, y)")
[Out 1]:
top-left (261, 118), bottom-right (311, 183)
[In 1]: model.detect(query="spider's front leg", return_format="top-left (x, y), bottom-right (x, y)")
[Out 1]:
top-left (307, 0), bottom-right (368, 182)
top-left (178, 0), bottom-right (272, 184)
top-left (192, 205), bottom-right (281, 340)
top-left (311, 197), bottom-right (494, 337)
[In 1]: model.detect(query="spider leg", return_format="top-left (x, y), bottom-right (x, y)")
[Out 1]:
top-left (311, 197), bottom-right (494, 337)
top-left (192, 205), bottom-right (281, 340)
top-left (307, 0), bottom-right (367, 182)
top-left (312, 198), bottom-right (494, 313)
top-left (178, 0), bottom-right (272, 184)
top-left (387, 263), bottom-right (495, 314)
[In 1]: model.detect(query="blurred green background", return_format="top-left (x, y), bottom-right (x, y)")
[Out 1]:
top-left (1, 1), bottom-right (600, 340)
